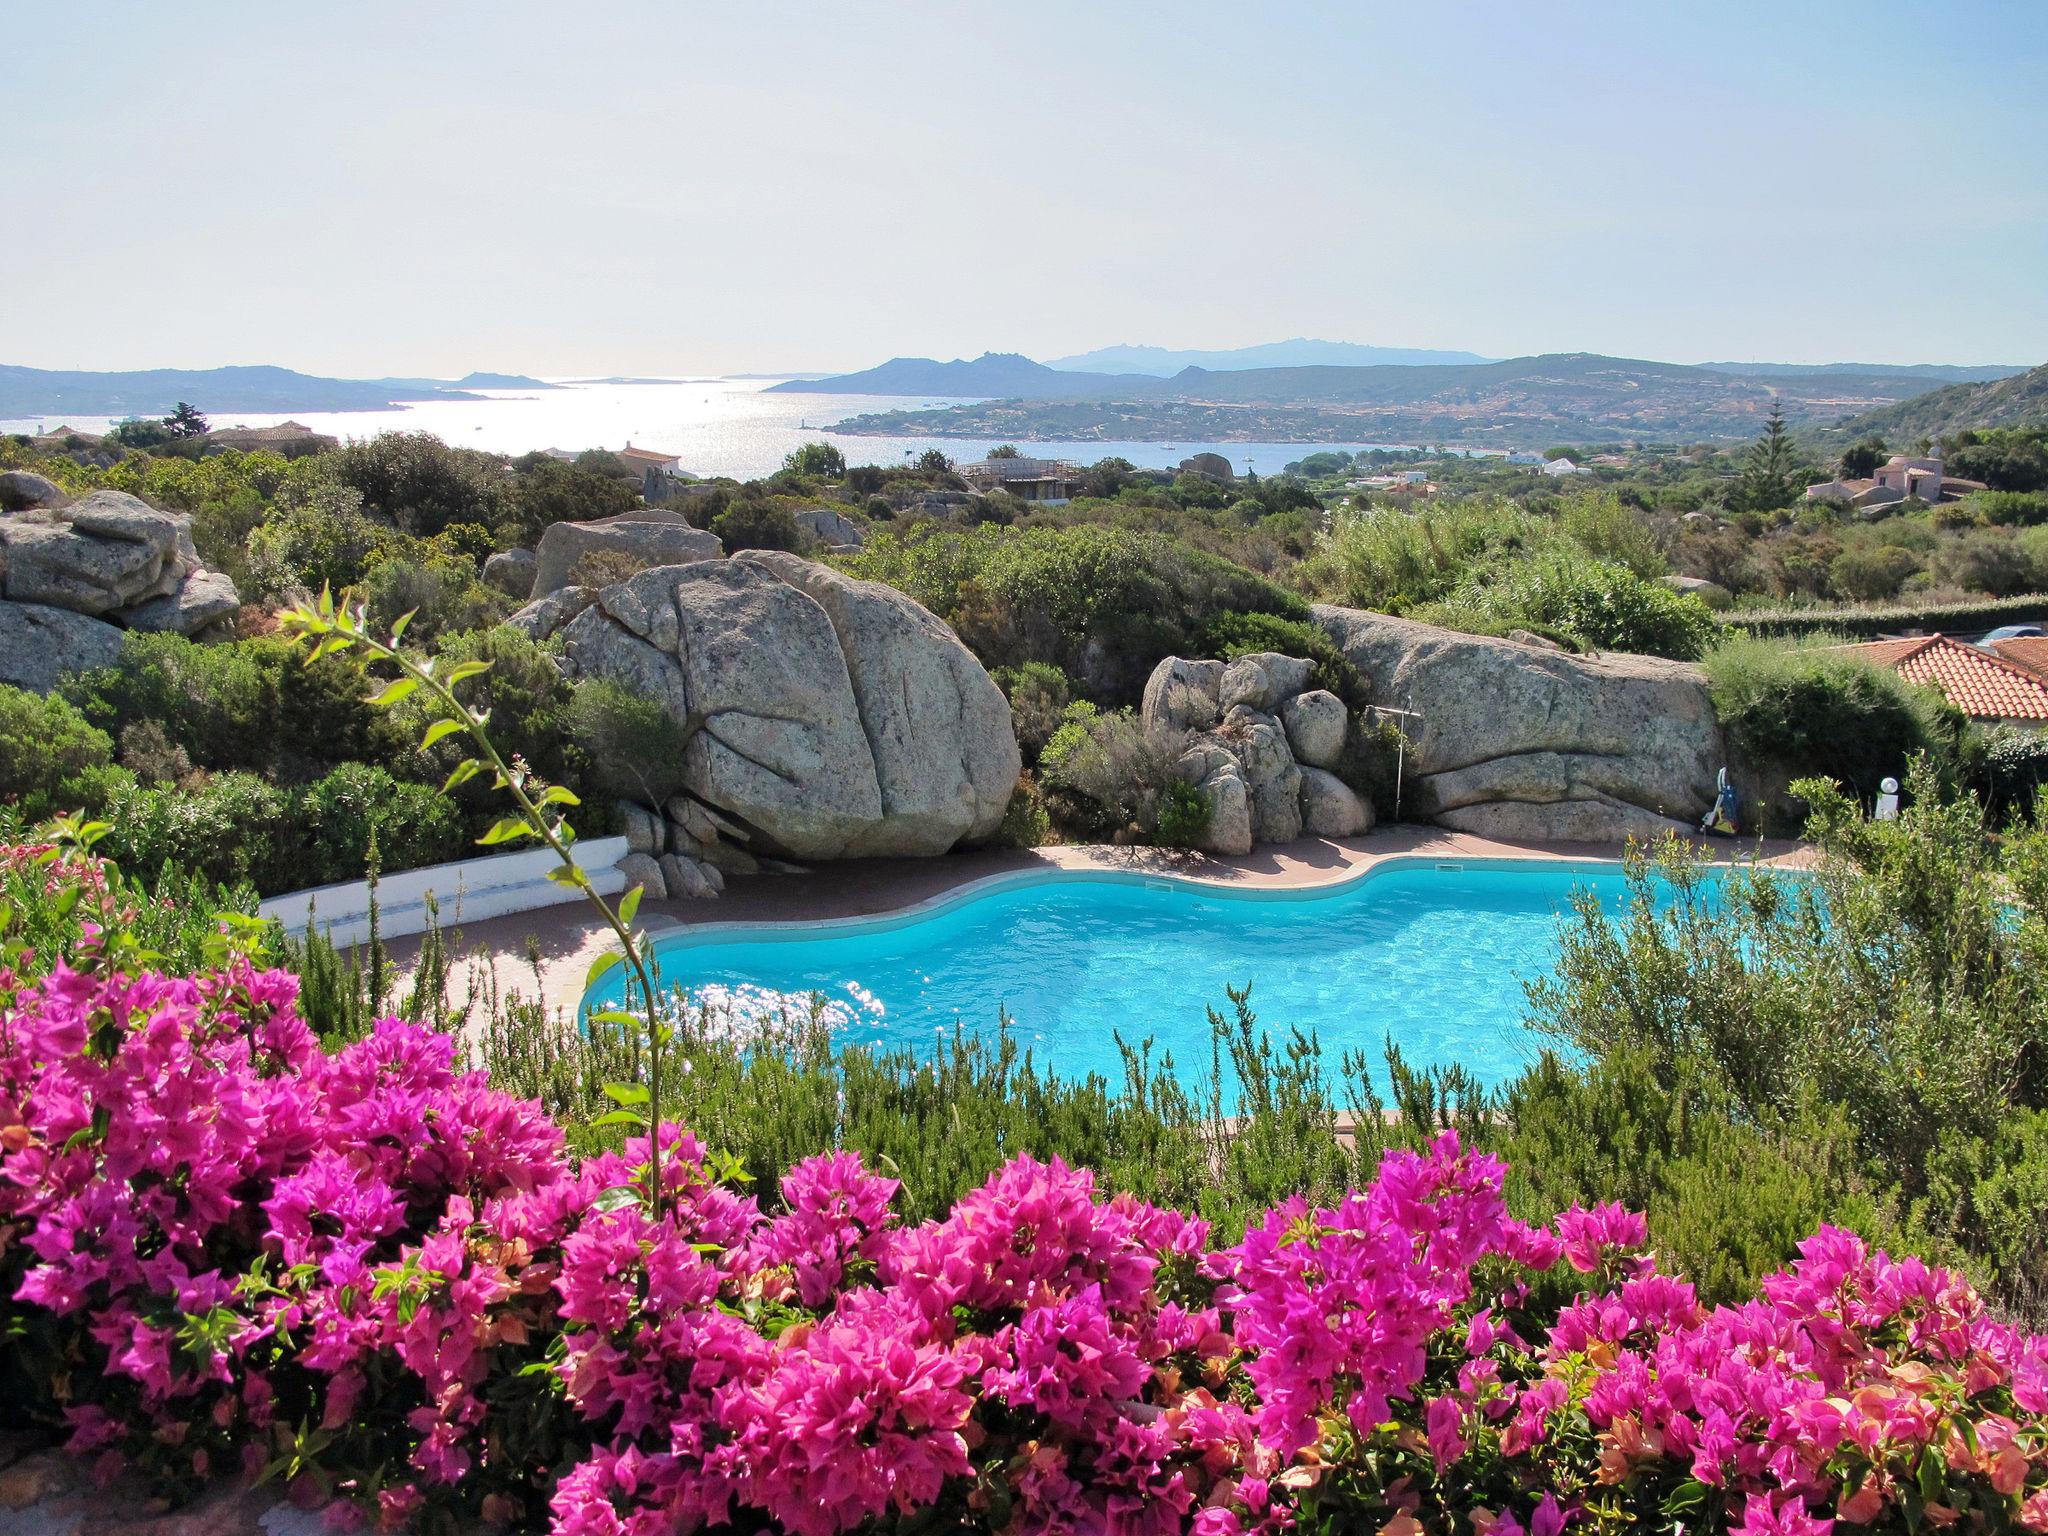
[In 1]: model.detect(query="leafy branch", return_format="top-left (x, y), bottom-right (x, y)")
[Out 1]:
top-left (279, 588), bottom-right (674, 1214)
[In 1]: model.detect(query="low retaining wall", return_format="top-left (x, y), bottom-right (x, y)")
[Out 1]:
top-left (258, 836), bottom-right (629, 948)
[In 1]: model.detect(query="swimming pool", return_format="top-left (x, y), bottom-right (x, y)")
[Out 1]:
top-left (594, 857), bottom-right (1681, 1094)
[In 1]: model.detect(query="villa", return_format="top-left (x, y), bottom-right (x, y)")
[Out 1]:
top-left (1842, 633), bottom-right (2048, 724)
top-left (619, 441), bottom-right (684, 476)
top-left (1542, 457), bottom-right (1591, 477)
top-left (956, 456), bottom-right (1079, 502)
top-left (1805, 454), bottom-right (1987, 509)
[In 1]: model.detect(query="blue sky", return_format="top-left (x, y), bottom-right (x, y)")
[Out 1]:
top-left (7, 1), bottom-right (2044, 376)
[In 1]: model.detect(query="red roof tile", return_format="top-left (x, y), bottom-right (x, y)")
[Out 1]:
top-left (1988, 637), bottom-right (2048, 680)
top-left (1843, 634), bottom-right (2048, 721)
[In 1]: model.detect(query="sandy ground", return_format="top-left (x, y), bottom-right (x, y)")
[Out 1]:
top-left (383, 826), bottom-right (1810, 1026)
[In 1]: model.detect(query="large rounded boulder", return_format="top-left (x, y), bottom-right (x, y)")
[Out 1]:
top-left (1312, 606), bottom-right (1723, 841)
top-left (559, 553), bottom-right (1019, 860)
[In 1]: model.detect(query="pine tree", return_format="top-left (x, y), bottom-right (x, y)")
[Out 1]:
top-left (1739, 401), bottom-right (1800, 511)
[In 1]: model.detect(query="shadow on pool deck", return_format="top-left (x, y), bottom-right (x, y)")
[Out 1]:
top-left (387, 825), bottom-right (1810, 1026)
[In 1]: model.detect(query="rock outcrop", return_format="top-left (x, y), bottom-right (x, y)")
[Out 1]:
top-left (562, 552), bottom-right (1019, 863)
top-left (0, 470), bottom-right (68, 511)
top-left (0, 601), bottom-right (125, 692)
top-left (531, 514), bottom-right (722, 599)
top-left (0, 490), bottom-right (241, 686)
top-left (1142, 652), bottom-right (1375, 855)
top-left (1313, 606), bottom-right (1723, 841)
top-left (483, 547), bottom-right (538, 600)
top-left (793, 506), bottom-right (866, 548)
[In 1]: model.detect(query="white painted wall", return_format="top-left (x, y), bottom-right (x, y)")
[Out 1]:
top-left (259, 836), bottom-right (630, 948)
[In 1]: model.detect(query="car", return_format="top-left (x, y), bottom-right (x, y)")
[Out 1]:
top-left (1977, 624), bottom-right (2047, 647)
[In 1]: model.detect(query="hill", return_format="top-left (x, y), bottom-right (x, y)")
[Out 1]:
top-left (828, 352), bottom-right (1980, 444)
top-left (1045, 338), bottom-right (1494, 373)
top-left (1698, 361), bottom-right (2026, 383)
top-left (765, 352), bottom-right (1156, 398)
top-left (1827, 362), bottom-right (2048, 441)
top-left (0, 363), bottom-right (531, 418)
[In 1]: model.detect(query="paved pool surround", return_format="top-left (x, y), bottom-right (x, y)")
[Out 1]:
top-left (388, 828), bottom-right (1810, 1031)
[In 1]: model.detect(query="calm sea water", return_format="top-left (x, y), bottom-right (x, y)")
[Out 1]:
top-left (592, 860), bottom-right (1682, 1101)
top-left (4, 376), bottom-right (1413, 481)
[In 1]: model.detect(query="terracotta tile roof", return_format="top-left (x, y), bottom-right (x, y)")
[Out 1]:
top-left (1988, 637), bottom-right (2048, 679)
top-left (1843, 633), bottom-right (2048, 721)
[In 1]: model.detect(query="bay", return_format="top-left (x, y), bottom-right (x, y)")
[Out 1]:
top-left (4, 377), bottom-right (1415, 481)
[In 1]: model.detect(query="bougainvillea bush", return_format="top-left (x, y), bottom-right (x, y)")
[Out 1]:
top-left (4, 872), bottom-right (2048, 1533)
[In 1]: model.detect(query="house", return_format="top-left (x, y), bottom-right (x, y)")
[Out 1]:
top-left (1507, 450), bottom-right (1546, 465)
top-left (618, 441), bottom-right (683, 476)
top-left (1842, 634), bottom-right (2048, 724)
top-left (1805, 455), bottom-right (1988, 510)
top-left (205, 421), bottom-right (337, 457)
top-left (31, 424), bottom-right (101, 445)
top-left (956, 456), bottom-right (1078, 503)
top-left (1541, 457), bottom-right (1591, 477)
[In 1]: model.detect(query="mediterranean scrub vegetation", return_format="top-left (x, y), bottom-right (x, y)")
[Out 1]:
top-left (5, 607), bottom-right (2048, 1533)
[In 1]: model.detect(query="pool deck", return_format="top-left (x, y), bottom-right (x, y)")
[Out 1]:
top-left (387, 827), bottom-right (1811, 1025)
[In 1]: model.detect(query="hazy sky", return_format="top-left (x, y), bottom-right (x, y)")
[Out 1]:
top-left (9, 1), bottom-right (2045, 377)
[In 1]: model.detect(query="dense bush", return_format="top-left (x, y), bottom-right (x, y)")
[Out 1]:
top-left (1037, 703), bottom-right (1188, 840)
top-left (95, 762), bottom-right (465, 893)
top-left (3, 897), bottom-right (2046, 1534)
top-left (1426, 553), bottom-right (1718, 659)
top-left (1703, 637), bottom-right (1962, 822)
top-left (318, 430), bottom-right (511, 537)
top-left (1527, 772), bottom-right (2048, 1322)
top-left (990, 661), bottom-right (1072, 763)
top-left (1194, 610), bottom-right (1365, 705)
top-left (842, 523), bottom-right (1308, 703)
top-left (0, 687), bottom-right (122, 823)
top-left (710, 496), bottom-right (816, 553)
top-left (64, 632), bottom-right (408, 785)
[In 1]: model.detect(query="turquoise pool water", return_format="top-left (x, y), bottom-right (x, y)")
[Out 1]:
top-left (602, 858), bottom-right (1672, 1094)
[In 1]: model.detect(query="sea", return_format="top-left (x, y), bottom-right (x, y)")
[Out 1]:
top-left (3, 376), bottom-right (1416, 482)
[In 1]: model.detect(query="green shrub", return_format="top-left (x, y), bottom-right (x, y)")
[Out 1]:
top-left (841, 523), bottom-right (1307, 703)
top-left (296, 763), bottom-right (467, 882)
top-left (0, 687), bottom-right (120, 823)
top-left (1524, 775), bottom-right (2048, 1319)
top-left (1442, 554), bottom-right (1718, 659)
top-left (1038, 704), bottom-right (1183, 840)
top-left (503, 458), bottom-right (641, 545)
top-left (316, 431), bottom-right (510, 538)
top-left (1970, 490), bottom-right (2048, 526)
top-left (710, 499), bottom-right (815, 554)
top-left (1726, 591), bottom-right (2048, 639)
top-left (100, 771), bottom-right (297, 892)
top-left (1972, 724), bottom-right (2048, 820)
top-left (1194, 611), bottom-right (1365, 705)
top-left (994, 775), bottom-right (1053, 847)
top-left (1703, 636), bottom-right (1961, 821)
top-left (1151, 779), bottom-right (1211, 848)
top-left (1306, 498), bottom-right (1544, 612)
top-left (567, 676), bottom-right (693, 809)
top-left (990, 662), bottom-right (1072, 763)
top-left (65, 633), bottom-right (406, 784)
top-left (360, 551), bottom-right (505, 642)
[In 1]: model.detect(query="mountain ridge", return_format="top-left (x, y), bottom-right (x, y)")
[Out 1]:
top-left (0, 363), bottom-right (556, 419)
top-left (1829, 362), bottom-right (2048, 440)
top-left (1046, 338), bottom-right (1495, 373)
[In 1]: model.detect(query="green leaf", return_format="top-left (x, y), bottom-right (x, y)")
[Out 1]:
top-left (592, 1109), bottom-right (647, 1129)
top-left (444, 659), bottom-right (492, 687)
top-left (420, 717), bottom-right (466, 751)
top-left (618, 885), bottom-right (644, 926)
top-left (585, 950), bottom-right (624, 990)
top-left (442, 758), bottom-right (484, 793)
top-left (587, 1008), bottom-right (639, 1027)
top-left (591, 1184), bottom-right (643, 1212)
top-left (477, 817), bottom-right (535, 847)
top-left (603, 1082), bottom-right (651, 1107)
top-left (540, 785), bottom-right (582, 807)
top-left (389, 609), bottom-right (415, 644)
